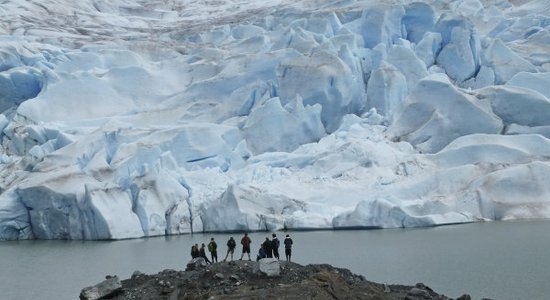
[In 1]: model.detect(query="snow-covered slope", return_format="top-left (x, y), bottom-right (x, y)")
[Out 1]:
top-left (1, 0), bottom-right (550, 240)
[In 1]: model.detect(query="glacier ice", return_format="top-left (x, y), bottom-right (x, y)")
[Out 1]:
top-left (389, 73), bottom-right (503, 153)
top-left (477, 85), bottom-right (550, 127)
top-left (482, 38), bottom-right (537, 84)
top-left (435, 16), bottom-right (480, 82)
top-left (243, 96), bottom-right (325, 154)
top-left (506, 71), bottom-right (550, 98)
top-left (1, 0), bottom-right (550, 240)
top-left (366, 62), bottom-right (408, 122)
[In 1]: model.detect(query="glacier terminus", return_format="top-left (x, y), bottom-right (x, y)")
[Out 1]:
top-left (1, 0), bottom-right (550, 240)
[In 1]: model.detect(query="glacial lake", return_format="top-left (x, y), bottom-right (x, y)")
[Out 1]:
top-left (1, 220), bottom-right (550, 300)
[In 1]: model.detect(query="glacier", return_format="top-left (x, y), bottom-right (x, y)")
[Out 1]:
top-left (1, 0), bottom-right (550, 240)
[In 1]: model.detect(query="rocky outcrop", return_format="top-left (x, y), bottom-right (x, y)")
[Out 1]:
top-left (79, 275), bottom-right (122, 300)
top-left (83, 261), bottom-right (472, 299)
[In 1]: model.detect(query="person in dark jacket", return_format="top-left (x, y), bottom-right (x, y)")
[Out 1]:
top-left (256, 243), bottom-right (267, 261)
top-left (262, 237), bottom-right (273, 258)
top-left (208, 237), bottom-right (218, 263)
top-left (284, 234), bottom-right (293, 262)
top-left (191, 243), bottom-right (200, 259)
top-left (223, 237), bottom-right (237, 262)
top-left (271, 233), bottom-right (280, 260)
top-left (199, 243), bottom-right (211, 264)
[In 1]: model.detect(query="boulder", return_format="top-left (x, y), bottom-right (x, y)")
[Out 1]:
top-left (186, 257), bottom-right (207, 271)
top-left (79, 276), bottom-right (122, 300)
top-left (254, 258), bottom-right (281, 277)
top-left (406, 287), bottom-right (431, 299)
top-left (131, 270), bottom-right (144, 278)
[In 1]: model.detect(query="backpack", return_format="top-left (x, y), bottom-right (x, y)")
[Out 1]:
top-left (208, 242), bottom-right (215, 252)
top-left (273, 238), bottom-right (280, 248)
top-left (284, 238), bottom-right (293, 249)
top-left (191, 246), bottom-right (199, 258)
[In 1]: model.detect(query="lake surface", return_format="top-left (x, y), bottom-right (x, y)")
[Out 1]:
top-left (1, 220), bottom-right (550, 299)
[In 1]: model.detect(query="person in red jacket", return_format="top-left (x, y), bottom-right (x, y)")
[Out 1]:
top-left (239, 232), bottom-right (252, 261)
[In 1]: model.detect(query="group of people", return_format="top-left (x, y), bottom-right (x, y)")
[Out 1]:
top-left (190, 242), bottom-right (213, 264)
top-left (190, 233), bottom-right (294, 264)
top-left (257, 233), bottom-right (293, 262)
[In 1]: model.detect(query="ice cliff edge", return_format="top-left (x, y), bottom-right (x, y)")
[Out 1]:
top-left (1, 0), bottom-right (550, 240)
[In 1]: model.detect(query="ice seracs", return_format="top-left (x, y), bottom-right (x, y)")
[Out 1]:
top-left (389, 73), bottom-right (503, 153)
top-left (1, 0), bottom-right (550, 240)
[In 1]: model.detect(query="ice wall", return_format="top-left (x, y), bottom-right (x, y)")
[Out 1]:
top-left (1, 0), bottom-right (550, 240)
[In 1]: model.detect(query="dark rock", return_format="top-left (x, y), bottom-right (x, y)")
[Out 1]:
top-left (214, 273), bottom-right (224, 280)
top-left (160, 286), bottom-right (174, 295)
top-left (160, 269), bottom-right (177, 276)
top-left (158, 280), bottom-right (171, 288)
top-left (457, 295), bottom-right (471, 300)
top-left (131, 271), bottom-right (144, 278)
top-left (80, 276), bottom-right (122, 300)
top-left (93, 260), bottom-right (467, 300)
top-left (416, 282), bottom-right (434, 292)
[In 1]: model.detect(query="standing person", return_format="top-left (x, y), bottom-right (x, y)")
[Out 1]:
top-left (208, 237), bottom-right (218, 263)
top-left (271, 233), bottom-right (280, 260)
top-left (199, 243), bottom-right (211, 264)
top-left (284, 234), bottom-right (293, 262)
top-left (223, 237), bottom-right (236, 262)
top-left (191, 243), bottom-right (200, 259)
top-left (240, 233), bottom-right (252, 261)
top-left (262, 237), bottom-right (273, 258)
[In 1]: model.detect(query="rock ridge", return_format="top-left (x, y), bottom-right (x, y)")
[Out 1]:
top-left (80, 260), bottom-right (479, 300)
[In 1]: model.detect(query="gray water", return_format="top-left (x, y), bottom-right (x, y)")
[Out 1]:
top-left (1, 220), bottom-right (550, 300)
